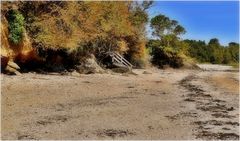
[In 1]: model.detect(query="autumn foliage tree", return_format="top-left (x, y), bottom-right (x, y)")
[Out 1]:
top-left (13, 1), bottom-right (152, 68)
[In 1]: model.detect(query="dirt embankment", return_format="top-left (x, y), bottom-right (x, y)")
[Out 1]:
top-left (1, 67), bottom-right (239, 140)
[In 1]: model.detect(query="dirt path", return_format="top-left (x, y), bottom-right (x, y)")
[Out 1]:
top-left (1, 67), bottom-right (239, 140)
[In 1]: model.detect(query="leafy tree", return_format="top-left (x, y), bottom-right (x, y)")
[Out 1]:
top-left (150, 14), bottom-right (187, 50)
top-left (222, 48), bottom-right (231, 64)
top-left (141, 1), bottom-right (154, 10)
top-left (150, 14), bottom-right (172, 38)
top-left (148, 14), bottom-right (188, 68)
top-left (184, 40), bottom-right (210, 62)
top-left (173, 25), bottom-right (186, 36)
top-left (207, 38), bottom-right (224, 64)
top-left (228, 42), bottom-right (239, 63)
top-left (150, 14), bottom-right (186, 39)
top-left (208, 38), bottom-right (220, 46)
top-left (126, 1), bottom-right (153, 67)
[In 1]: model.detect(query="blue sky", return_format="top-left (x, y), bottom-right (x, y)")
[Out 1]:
top-left (147, 1), bottom-right (239, 45)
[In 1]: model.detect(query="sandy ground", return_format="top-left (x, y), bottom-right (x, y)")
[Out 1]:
top-left (1, 65), bottom-right (239, 140)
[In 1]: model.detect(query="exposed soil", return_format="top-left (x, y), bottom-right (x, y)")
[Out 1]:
top-left (1, 65), bottom-right (239, 140)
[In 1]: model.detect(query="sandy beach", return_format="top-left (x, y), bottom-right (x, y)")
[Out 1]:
top-left (1, 65), bottom-right (239, 140)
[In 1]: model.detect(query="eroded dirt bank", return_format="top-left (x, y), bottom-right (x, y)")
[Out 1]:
top-left (1, 67), bottom-right (239, 140)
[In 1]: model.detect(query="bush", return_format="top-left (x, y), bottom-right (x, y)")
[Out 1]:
top-left (151, 46), bottom-right (183, 68)
top-left (124, 36), bottom-right (148, 68)
top-left (6, 10), bottom-right (25, 44)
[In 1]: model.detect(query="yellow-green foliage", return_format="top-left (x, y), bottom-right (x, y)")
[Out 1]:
top-left (28, 2), bottom-right (137, 50)
top-left (1, 1), bottom-right (150, 68)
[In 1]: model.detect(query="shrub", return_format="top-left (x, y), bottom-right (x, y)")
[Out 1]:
top-left (151, 46), bottom-right (183, 68)
top-left (124, 36), bottom-right (148, 68)
top-left (6, 10), bottom-right (25, 44)
top-left (129, 41), bottom-right (148, 68)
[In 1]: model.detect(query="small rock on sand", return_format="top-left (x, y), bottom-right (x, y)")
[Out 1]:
top-left (71, 71), bottom-right (80, 77)
top-left (143, 71), bottom-right (152, 74)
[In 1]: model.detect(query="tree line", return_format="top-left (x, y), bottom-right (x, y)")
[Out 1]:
top-left (147, 14), bottom-right (239, 68)
top-left (185, 39), bottom-right (239, 65)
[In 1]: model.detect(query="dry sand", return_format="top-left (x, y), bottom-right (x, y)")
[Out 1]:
top-left (1, 65), bottom-right (239, 140)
